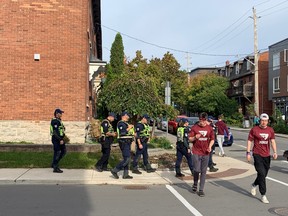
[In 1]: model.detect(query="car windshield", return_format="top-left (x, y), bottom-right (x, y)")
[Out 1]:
top-left (187, 117), bottom-right (199, 125)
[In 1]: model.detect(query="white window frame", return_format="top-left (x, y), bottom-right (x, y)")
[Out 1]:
top-left (273, 77), bottom-right (280, 93)
top-left (284, 49), bottom-right (288, 64)
top-left (235, 63), bottom-right (239, 74)
top-left (247, 61), bottom-right (251, 71)
top-left (273, 52), bottom-right (280, 70)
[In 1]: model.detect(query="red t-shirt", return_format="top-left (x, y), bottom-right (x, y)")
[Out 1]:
top-left (248, 126), bottom-right (275, 157)
top-left (189, 124), bottom-right (215, 156)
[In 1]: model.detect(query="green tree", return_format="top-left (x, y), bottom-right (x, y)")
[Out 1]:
top-left (187, 73), bottom-right (237, 116)
top-left (107, 33), bottom-right (125, 82)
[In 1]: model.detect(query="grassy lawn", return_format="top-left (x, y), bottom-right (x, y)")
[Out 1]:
top-left (0, 152), bottom-right (122, 169)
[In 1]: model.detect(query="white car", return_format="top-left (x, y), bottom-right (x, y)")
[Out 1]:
top-left (157, 117), bottom-right (168, 131)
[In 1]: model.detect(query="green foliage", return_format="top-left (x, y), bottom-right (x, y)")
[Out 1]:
top-left (187, 73), bottom-right (236, 116)
top-left (150, 137), bottom-right (173, 149)
top-left (271, 109), bottom-right (288, 134)
top-left (246, 104), bottom-right (255, 116)
top-left (225, 112), bottom-right (244, 127)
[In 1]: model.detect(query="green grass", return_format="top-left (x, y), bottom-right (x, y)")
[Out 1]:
top-left (0, 152), bottom-right (122, 169)
top-left (150, 137), bottom-right (173, 149)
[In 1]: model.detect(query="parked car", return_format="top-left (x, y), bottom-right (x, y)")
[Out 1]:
top-left (214, 127), bottom-right (234, 146)
top-left (187, 117), bottom-right (199, 129)
top-left (168, 115), bottom-right (188, 134)
top-left (157, 117), bottom-right (168, 131)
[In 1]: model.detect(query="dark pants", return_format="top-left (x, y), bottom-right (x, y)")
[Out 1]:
top-left (253, 154), bottom-right (271, 195)
top-left (208, 143), bottom-right (215, 167)
top-left (175, 146), bottom-right (193, 174)
top-left (132, 139), bottom-right (149, 168)
top-left (96, 143), bottom-right (111, 169)
top-left (114, 139), bottom-right (131, 176)
top-left (52, 139), bottom-right (66, 169)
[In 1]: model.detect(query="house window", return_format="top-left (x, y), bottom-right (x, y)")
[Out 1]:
top-left (284, 49), bottom-right (288, 64)
top-left (247, 61), bottom-right (251, 71)
top-left (273, 52), bottom-right (280, 70)
top-left (235, 63), bottom-right (239, 74)
top-left (273, 77), bottom-right (280, 93)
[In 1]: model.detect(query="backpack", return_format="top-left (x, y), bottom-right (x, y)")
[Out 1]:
top-left (89, 119), bottom-right (102, 139)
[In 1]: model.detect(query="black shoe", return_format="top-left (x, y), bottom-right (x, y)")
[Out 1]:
top-left (123, 175), bottom-right (133, 179)
top-left (212, 162), bottom-right (217, 166)
top-left (132, 169), bottom-right (142, 174)
top-left (111, 170), bottom-right (119, 179)
top-left (209, 166), bottom-right (219, 172)
top-left (175, 173), bottom-right (185, 177)
top-left (198, 190), bottom-right (205, 197)
top-left (192, 185), bottom-right (197, 193)
top-left (95, 166), bottom-right (103, 172)
top-left (53, 168), bottom-right (63, 173)
top-left (146, 168), bottom-right (156, 173)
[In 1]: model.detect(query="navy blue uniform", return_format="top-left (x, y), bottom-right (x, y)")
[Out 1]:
top-left (113, 120), bottom-right (133, 177)
top-left (50, 118), bottom-right (66, 170)
top-left (95, 119), bottom-right (114, 171)
top-left (175, 126), bottom-right (193, 175)
top-left (132, 122), bottom-right (149, 169)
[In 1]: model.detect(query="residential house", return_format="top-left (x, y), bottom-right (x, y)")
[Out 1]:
top-left (268, 38), bottom-right (288, 120)
top-left (0, 0), bottom-right (104, 143)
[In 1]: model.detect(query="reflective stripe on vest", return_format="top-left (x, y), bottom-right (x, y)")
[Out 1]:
top-left (177, 127), bottom-right (184, 142)
top-left (139, 122), bottom-right (150, 137)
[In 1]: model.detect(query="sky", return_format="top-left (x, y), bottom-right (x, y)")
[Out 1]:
top-left (101, 0), bottom-right (288, 71)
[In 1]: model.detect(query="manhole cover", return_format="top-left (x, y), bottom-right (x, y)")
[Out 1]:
top-left (123, 185), bottom-right (149, 190)
top-left (268, 207), bottom-right (288, 216)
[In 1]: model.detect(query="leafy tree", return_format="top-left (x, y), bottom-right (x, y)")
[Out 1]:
top-left (187, 73), bottom-right (237, 116)
top-left (106, 33), bottom-right (125, 82)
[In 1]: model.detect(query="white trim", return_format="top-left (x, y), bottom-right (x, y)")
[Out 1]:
top-left (273, 77), bottom-right (280, 94)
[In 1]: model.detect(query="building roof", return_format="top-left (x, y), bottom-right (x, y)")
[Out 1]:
top-left (268, 38), bottom-right (288, 48)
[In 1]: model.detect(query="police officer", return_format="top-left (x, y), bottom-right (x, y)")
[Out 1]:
top-left (175, 118), bottom-right (193, 177)
top-left (95, 112), bottom-right (117, 172)
top-left (50, 108), bottom-right (66, 173)
top-left (132, 114), bottom-right (156, 174)
top-left (111, 111), bottom-right (134, 179)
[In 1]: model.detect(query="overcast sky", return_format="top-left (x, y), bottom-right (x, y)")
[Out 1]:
top-left (101, 0), bottom-right (288, 70)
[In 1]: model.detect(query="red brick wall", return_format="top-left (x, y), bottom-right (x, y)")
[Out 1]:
top-left (258, 52), bottom-right (273, 115)
top-left (0, 0), bottom-right (91, 121)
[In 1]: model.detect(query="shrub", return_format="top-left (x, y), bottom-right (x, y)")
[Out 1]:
top-left (150, 137), bottom-right (173, 149)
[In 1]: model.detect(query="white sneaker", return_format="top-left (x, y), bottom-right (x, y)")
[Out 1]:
top-left (261, 195), bottom-right (269, 204)
top-left (218, 152), bottom-right (222, 156)
top-left (251, 184), bottom-right (257, 196)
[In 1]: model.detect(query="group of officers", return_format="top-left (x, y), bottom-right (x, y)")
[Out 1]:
top-left (95, 111), bottom-right (156, 179)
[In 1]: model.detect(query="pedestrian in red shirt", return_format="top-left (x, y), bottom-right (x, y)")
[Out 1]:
top-left (246, 113), bottom-right (277, 204)
top-left (189, 112), bottom-right (214, 197)
top-left (215, 114), bottom-right (229, 157)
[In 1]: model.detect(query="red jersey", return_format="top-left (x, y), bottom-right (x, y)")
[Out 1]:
top-left (248, 126), bottom-right (275, 157)
top-left (189, 124), bottom-right (214, 156)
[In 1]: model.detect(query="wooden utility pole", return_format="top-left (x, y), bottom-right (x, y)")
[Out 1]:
top-left (252, 7), bottom-right (259, 116)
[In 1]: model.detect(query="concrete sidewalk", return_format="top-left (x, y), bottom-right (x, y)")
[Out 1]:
top-left (0, 155), bottom-right (255, 185)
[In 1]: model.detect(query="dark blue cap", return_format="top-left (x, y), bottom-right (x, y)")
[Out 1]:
top-left (54, 108), bottom-right (64, 115)
top-left (121, 111), bottom-right (130, 117)
top-left (108, 112), bottom-right (117, 119)
top-left (142, 114), bottom-right (150, 119)
top-left (181, 118), bottom-right (188, 123)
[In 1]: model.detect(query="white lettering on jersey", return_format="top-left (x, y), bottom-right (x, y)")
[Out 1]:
top-left (199, 131), bottom-right (207, 137)
top-left (259, 133), bottom-right (269, 140)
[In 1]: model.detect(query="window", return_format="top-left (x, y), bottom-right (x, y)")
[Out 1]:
top-left (273, 77), bottom-right (280, 93)
top-left (247, 61), bottom-right (251, 71)
top-left (284, 49), bottom-right (288, 63)
top-left (273, 53), bottom-right (280, 70)
top-left (235, 63), bottom-right (239, 74)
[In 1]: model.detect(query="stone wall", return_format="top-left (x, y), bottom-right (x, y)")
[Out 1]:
top-left (0, 120), bottom-right (88, 144)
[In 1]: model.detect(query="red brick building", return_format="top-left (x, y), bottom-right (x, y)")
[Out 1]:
top-left (0, 0), bottom-right (103, 143)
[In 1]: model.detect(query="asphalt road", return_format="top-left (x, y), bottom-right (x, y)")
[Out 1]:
top-left (0, 128), bottom-right (287, 216)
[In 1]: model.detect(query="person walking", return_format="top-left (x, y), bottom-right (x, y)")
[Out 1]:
top-left (215, 114), bottom-right (229, 157)
top-left (111, 111), bottom-right (134, 179)
top-left (246, 113), bottom-right (277, 204)
top-left (189, 112), bottom-right (214, 197)
top-left (132, 114), bottom-right (156, 174)
top-left (95, 112), bottom-right (117, 172)
top-left (50, 108), bottom-right (67, 173)
top-left (175, 118), bottom-right (194, 177)
top-left (207, 118), bottom-right (218, 172)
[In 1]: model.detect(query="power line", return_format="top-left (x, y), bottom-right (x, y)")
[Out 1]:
top-left (100, 23), bottom-right (247, 57)
top-left (258, 0), bottom-right (288, 14)
top-left (260, 5), bottom-right (288, 16)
